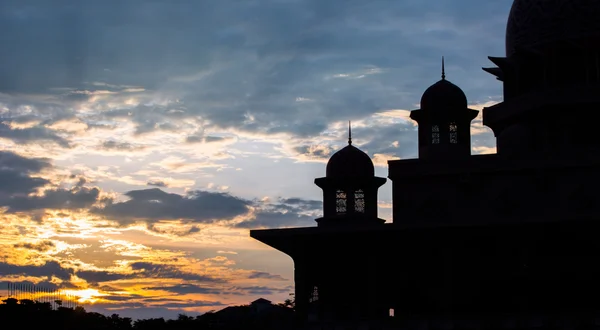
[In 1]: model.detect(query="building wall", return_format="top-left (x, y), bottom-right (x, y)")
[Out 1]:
top-left (389, 157), bottom-right (600, 226)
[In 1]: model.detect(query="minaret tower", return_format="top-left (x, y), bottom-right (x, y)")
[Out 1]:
top-left (314, 122), bottom-right (386, 226)
top-left (410, 57), bottom-right (479, 160)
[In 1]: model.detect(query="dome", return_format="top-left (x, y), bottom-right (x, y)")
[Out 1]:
top-left (506, 0), bottom-right (600, 57)
top-left (326, 144), bottom-right (374, 178)
top-left (420, 78), bottom-right (468, 112)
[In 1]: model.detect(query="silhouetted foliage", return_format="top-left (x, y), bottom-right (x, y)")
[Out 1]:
top-left (0, 298), bottom-right (297, 330)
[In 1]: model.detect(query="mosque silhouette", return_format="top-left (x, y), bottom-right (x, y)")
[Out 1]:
top-left (252, 0), bottom-right (600, 328)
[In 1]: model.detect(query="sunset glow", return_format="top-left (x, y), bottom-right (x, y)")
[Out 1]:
top-left (65, 289), bottom-right (106, 304)
top-left (0, 0), bottom-right (505, 320)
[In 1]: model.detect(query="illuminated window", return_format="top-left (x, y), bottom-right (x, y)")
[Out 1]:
top-left (354, 189), bottom-right (365, 213)
top-left (335, 190), bottom-right (347, 214)
top-left (309, 286), bottom-right (319, 303)
top-left (431, 125), bottom-right (440, 144)
top-left (449, 122), bottom-right (458, 144)
top-left (389, 308), bottom-right (395, 317)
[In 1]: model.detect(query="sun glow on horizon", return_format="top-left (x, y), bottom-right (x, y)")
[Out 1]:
top-left (64, 288), bottom-right (106, 304)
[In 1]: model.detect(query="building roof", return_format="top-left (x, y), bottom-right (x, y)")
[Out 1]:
top-left (506, 0), bottom-right (600, 57)
top-left (325, 144), bottom-right (374, 178)
top-left (251, 298), bottom-right (272, 305)
top-left (419, 78), bottom-right (468, 113)
top-left (416, 57), bottom-right (468, 114)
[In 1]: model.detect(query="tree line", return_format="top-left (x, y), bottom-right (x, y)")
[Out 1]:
top-left (0, 297), bottom-right (298, 330)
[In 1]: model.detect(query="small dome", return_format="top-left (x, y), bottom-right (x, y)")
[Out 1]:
top-left (506, 0), bottom-right (600, 57)
top-left (420, 79), bottom-right (468, 112)
top-left (326, 144), bottom-right (374, 178)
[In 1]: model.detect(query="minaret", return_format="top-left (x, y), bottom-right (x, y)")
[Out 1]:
top-left (314, 123), bottom-right (386, 226)
top-left (410, 57), bottom-right (479, 160)
top-left (348, 120), bottom-right (352, 145)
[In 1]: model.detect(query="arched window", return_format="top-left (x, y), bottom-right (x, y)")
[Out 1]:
top-left (431, 125), bottom-right (440, 144)
top-left (335, 190), bottom-right (347, 214)
top-left (309, 286), bottom-right (319, 303)
top-left (449, 122), bottom-right (458, 144)
top-left (354, 189), bottom-right (365, 213)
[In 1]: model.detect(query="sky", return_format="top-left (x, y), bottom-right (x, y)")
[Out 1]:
top-left (0, 0), bottom-right (510, 320)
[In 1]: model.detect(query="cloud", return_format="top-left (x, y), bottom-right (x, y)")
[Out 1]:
top-left (0, 167), bottom-right (49, 197)
top-left (0, 122), bottom-right (71, 147)
top-left (0, 261), bottom-right (73, 281)
top-left (129, 262), bottom-right (226, 283)
top-left (0, 150), bottom-right (52, 173)
top-left (144, 284), bottom-right (222, 295)
top-left (236, 197), bottom-right (321, 229)
top-left (0, 151), bottom-right (52, 199)
top-left (185, 135), bottom-right (234, 144)
top-left (75, 270), bottom-right (129, 284)
top-left (99, 140), bottom-right (146, 151)
top-left (235, 285), bottom-right (291, 295)
top-left (247, 271), bottom-right (287, 281)
top-left (146, 180), bottom-right (168, 187)
top-left (0, 0), bottom-right (507, 141)
top-left (13, 240), bottom-right (56, 252)
top-left (76, 262), bottom-right (227, 285)
top-left (217, 250), bottom-right (238, 255)
top-left (96, 188), bottom-right (250, 224)
top-left (0, 0), bottom-right (510, 320)
top-left (4, 186), bottom-right (104, 213)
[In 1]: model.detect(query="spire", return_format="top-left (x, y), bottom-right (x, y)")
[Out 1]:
top-left (348, 121), bottom-right (352, 145)
top-left (441, 56), bottom-right (446, 80)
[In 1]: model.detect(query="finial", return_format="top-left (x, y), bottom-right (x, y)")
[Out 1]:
top-left (348, 121), bottom-right (352, 145)
top-left (441, 56), bottom-right (446, 80)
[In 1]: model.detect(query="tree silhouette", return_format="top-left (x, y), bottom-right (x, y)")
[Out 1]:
top-left (0, 298), bottom-right (299, 330)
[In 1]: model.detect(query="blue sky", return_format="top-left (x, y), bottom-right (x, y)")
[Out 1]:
top-left (0, 0), bottom-right (510, 320)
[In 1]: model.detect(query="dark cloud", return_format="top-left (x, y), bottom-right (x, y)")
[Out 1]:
top-left (146, 180), bottom-right (168, 187)
top-left (185, 135), bottom-right (231, 144)
top-left (237, 209), bottom-right (313, 229)
top-left (0, 0), bottom-right (508, 139)
top-left (278, 198), bottom-right (322, 212)
top-left (247, 272), bottom-right (287, 281)
top-left (0, 152), bottom-right (106, 214)
top-left (99, 140), bottom-right (145, 151)
top-left (0, 151), bottom-right (51, 197)
top-left (0, 261), bottom-right (73, 281)
top-left (76, 270), bottom-right (129, 284)
top-left (76, 262), bottom-right (226, 285)
top-left (130, 262), bottom-right (226, 283)
top-left (0, 168), bottom-right (48, 197)
top-left (237, 197), bottom-right (320, 229)
top-left (95, 188), bottom-right (250, 224)
top-left (0, 151), bottom-right (51, 173)
top-left (293, 145), bottom-right (331, 158)
top-left (100, 293), bottom-right (145, 302)
top-left (148, 283), bottom-right (293, 297)
top-left (144, 284), bottom-right (222, 295)
top-left (4, 186), bottom-right (103, 213)
top-left (0, 122), bottom-right (71, 147)
top-left (147, 224), bottom-right (201, 237)
top-left (235, 285), bottom-right (291, 295)
top-left (13, 240), bottom-right (55, 252)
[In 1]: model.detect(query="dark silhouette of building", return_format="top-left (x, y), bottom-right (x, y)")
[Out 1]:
top-left (251, 0), bottom-right (600, 328)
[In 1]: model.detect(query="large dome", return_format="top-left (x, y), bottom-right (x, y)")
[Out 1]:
top-left (420, 79), bottom-right (468, 112)
top-left (506, 0), bottom-right (600, 57)
top-left (325, 144), bottom-right (374, 178)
